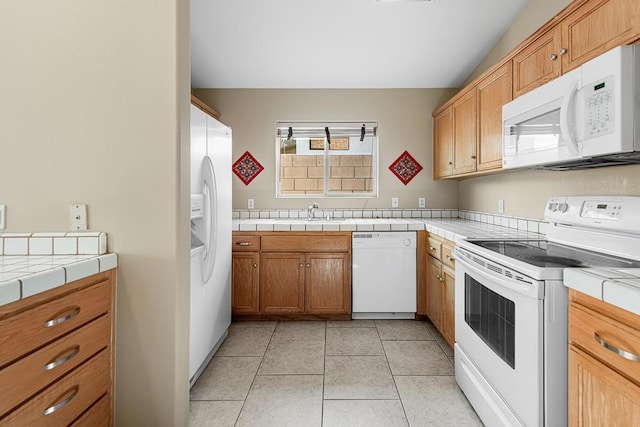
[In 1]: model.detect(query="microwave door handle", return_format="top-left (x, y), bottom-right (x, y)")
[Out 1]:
top-left (560, 80), bottom-right (580, 156)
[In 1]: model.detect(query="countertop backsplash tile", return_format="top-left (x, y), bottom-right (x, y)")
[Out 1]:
top-left (0, 231), bottom-right (108, 256)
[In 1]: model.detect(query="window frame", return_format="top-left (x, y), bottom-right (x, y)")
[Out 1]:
top-left (275, 121), bottom-right (379, 199)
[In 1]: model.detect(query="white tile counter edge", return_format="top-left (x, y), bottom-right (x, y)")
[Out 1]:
top-left (0, 253), bottom-right (118, 306)
top-left (564, 268), bottom-right (640, 316)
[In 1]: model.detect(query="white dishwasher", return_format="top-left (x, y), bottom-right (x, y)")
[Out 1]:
top-left (352, 231), bottom-right (417, 319)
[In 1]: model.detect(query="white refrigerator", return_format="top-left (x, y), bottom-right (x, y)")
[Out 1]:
top-left (189, 104), bottom-right (232, 385)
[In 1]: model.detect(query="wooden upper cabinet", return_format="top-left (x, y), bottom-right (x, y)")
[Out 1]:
top-left (561, 0), bottom-right (640, 72)
top-left (477, 62), bottom-right (512, 171)
top-left (452, 88), bottom-right (477, 175)
top-left (433, 107), bottom-right (454, 179)
top-left (513, 26), bottom-right (562, 97)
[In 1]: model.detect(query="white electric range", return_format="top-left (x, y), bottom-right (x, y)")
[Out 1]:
top-left (453, 196), bottom-right (640, 427)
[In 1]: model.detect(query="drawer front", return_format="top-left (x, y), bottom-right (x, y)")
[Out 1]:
top-left (442, 244), bottom-right (455, 269)
top-left (0, 315), bottom-right (110, 416)
top-left (427, 237), bottom-right (442, 261)
top-left (570, 303), bottom-right (640, 385)
top-left (232, 235), bottom-right (261, 252)
top-left (70, 394), bottom-right (110, 427)
top-left (0, 350), bottom-right (110, 427)
top-left (262, 234), bottom-right (350, 252)
top-left (0, 280), bottom-right (111, 367)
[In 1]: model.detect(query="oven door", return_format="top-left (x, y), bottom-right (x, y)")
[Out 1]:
top-left (454, 247), bottom-right (544, 427)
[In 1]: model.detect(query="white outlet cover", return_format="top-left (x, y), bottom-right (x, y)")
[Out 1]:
top-left (248, 198), bottom-right (255, 209)
top-left (69, 204), bottom-right (88, 230)
top-left (392, 197), bottom-right (399, 208)
top-left (0, 205), bottom-right (5, 229)
top-left (419, 198), bottom-right (426, 208)
top-left (498, 199), bottom-right (505, 214)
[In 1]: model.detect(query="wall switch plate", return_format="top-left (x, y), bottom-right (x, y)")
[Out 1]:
top-left (69, 204), bottom-right (88, 230)
top-left (0, 205), bottom-right (5, 229)
top-left (392, 197), bottom-right (399, 208)
top-left (498, 199), bottom-right (505, 214)
top-left (248, 198), bottom-right (255, 209)
top-left (418, 197), bottom-right (426, 208)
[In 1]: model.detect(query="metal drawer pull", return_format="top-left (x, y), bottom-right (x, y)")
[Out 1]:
top-left (446, 255), bottom-right (455, 261)
top-left (429, 246), bottom-right (436, 251)
top-left (253, 263), bottom-right (258, 268)
top-left (43, 385), bottom-right (79, 416)
top-left (44, 346), bottom-right (80, 371)
top-left (44, 307), bottom-right (80, 328)
top-left (236, 242), bottom-right (252, 246)
top-left (594, 332), bottom-right (640, 362)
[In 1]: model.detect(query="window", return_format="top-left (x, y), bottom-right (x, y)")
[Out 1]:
top-left (276, 121), bottom-right (378, 198)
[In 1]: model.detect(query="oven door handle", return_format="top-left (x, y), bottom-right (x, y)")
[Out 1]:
top-left (454, 248), bottom-right (543, 299)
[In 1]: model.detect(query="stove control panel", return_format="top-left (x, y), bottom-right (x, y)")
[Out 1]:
top-left (545, 196), bottom-right (640, 234)
top-left (581, 200), bottom-right (623, 220)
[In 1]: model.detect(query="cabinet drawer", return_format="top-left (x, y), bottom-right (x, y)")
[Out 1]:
top-left (570, 303), bottom-right (640, 385)
top-left (0, 350), bottom-right (110, 427)
top-left (233, 235), bottom-right (260, 252)
top-left (427, 237), bottom-right (442, 261)
top-left (0, 280), bottom-right (111, 367)
top-left (442, 244), bottom-right (455, 269)
top-left (70, 394), bottom-right (110, 427)
top-left (262, 234), bottom-right (350, 252)
top-left (0, 315), bottom-right (110, 416)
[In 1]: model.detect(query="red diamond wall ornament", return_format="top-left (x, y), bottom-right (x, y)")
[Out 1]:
top-left (388, 151), bottom-right (423, 185)
top-left (232, 151), bottom-right (264, 185)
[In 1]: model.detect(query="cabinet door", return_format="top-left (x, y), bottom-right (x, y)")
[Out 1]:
top-left (561, 0), bottom-right (640, 73)
top-left (477, 62), bottom-right (512, 171)
top-left (426, 256), bottom-right (443, 330)
top-left (513, 26), bottom-right (562, 97)
top-left (433, 107), bottom-right (454, 179)
top-left (416, 232), bottom-right (428, 316)
top-left (260, 253), bottom-right (305, 313)
top-left (305, 253), bottom-right (351, 314)
top-left (441, 266), bottom-right (455, 348)
top-left (452, 88), bottom-right (478, 175)
top-left (231, 252), bottom-right (260, 314)
top-left (569, 346), bottom-right (640, 426)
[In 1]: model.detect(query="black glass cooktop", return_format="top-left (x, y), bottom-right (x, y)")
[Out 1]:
top-left (469, 240), bottom-right (640, 269)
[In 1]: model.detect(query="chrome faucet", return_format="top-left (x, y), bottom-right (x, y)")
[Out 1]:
top-left (307, 202), bottom-right (319, 220)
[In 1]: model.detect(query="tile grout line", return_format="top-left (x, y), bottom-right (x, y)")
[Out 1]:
top-left (232, 321), bottom-right (278, 427)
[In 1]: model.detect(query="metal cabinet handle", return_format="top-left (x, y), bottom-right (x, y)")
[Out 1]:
top-left (306, 263), bottom-right (311, 268)
top-left (43, 385), bottom-right (79, 416)
top-left (299, 263), bottom-right (304, 268)
top-left (429, 246), bottom-right (436, 251)
top-left (448, 161), bottom-right (453, 165)
top-left (559, 48), bottom-right (567, 55)
top-left (471, 155), bottom-right (477, 159)
top-left (44, 307), bottom-right (80, 328)
top-left (594, 332), bottom-right (640, 362)
top-left (550, 53), bottom-right (558, 61)
top-left (253, 263), bottom-right (258, 268)
top-left (236, 242), bottom-right (252, 246)
top-left (446, 255), bottom-right (455, 261)
top-left (44, 346), bottom-right (80, 371)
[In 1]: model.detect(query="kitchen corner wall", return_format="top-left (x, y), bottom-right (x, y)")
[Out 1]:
top-left (193, 89), bottom-right (459, 210)
top-left (1, 1), bottom-right (190, 426)
top-left (459, 0), bottom-right (640, 219)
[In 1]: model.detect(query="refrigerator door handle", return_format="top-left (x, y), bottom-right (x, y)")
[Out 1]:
top-left (201, 156), bottom-right (218, 283)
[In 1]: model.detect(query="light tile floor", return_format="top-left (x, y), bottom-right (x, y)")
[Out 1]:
top-left (189, 320), bottom-right (483, 427)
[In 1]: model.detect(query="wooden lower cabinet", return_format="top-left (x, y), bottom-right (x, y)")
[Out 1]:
top-left (418, 231), bottom-right (455, 347)
top-left (426, 256), bottom-right (443, 331)
top-left (568, 289), bottom-right (640, 426)
top-left (231, 252), bottom-right (260, 314)
top-left (260, 253), bottom-right (306, 314)
top-left (232, 232), bottom-right (351, 317)
top-left (569, 347), bottom-right (640, 425)
top-left (305, 253), bottom-right (351, 314)
top-left (0, 270), bottom-right (115, 425)
top-left (441, 266), bottom-right (455, 347)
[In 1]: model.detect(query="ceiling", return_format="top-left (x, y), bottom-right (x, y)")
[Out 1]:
top-left (190, 0), bottom-right (529, 89)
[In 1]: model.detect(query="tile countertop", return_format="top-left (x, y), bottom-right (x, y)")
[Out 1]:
top-left (0, 231), bottom-right (117, 307)
top-left (232, 217), bottom-right (544, 243)
top-left (564, 268), bottom-right (640, 316)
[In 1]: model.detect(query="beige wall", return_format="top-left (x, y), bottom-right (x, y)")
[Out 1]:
top-left (459, 0), bottom-right (640, 219)
top-left (1, 1), bottom-right (190, 425)
top-left (194, 89), bottom-right (459, 210)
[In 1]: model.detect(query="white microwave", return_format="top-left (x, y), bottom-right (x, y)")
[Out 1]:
top-left (502, 45), bottom-right (640, 170)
